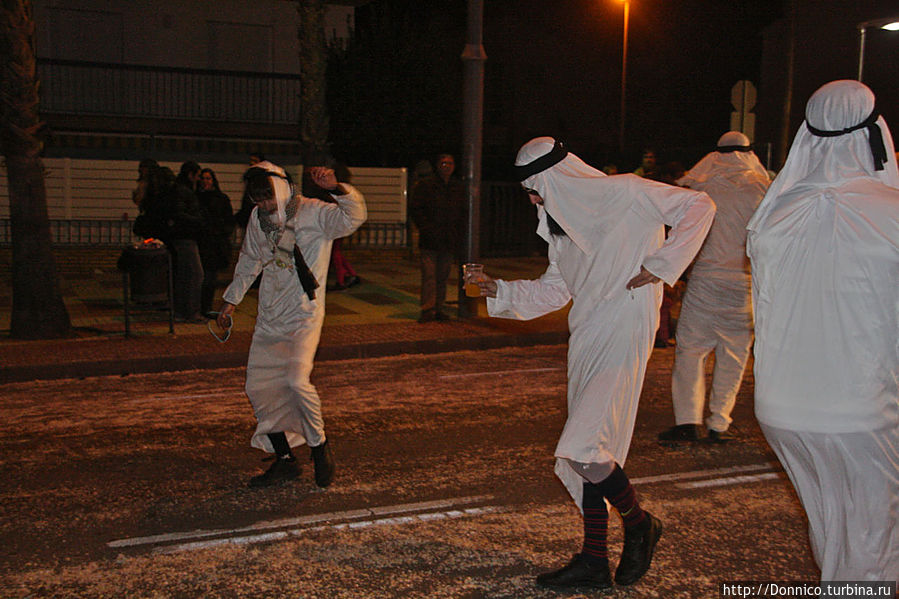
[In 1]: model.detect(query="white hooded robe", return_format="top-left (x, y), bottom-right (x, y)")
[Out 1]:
top-left (747, 80), bottom-right (899, 581)
top-left (488, 138), bottom-right (716, 509)
top-left (670, 132), bottom-right (771, 431)
top-left (223, 162), bottom-right (367, 453)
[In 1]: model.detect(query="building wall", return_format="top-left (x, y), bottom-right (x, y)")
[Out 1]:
top-left (757, 0), bottom-right (898, 169)
top-left (33, 0), bottom-right (354, 73)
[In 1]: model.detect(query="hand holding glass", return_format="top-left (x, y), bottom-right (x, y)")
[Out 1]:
top-left (463, 263), bottom-right (484, 297)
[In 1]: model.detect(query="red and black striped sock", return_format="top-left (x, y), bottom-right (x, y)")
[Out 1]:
top-left (597, 464), bottom-right (647, 529)
top-left (581, 481), bottom-right (610, 564)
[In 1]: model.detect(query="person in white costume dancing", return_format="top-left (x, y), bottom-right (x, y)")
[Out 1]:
top-left (474, 137), bottom-right (715, 591)
top-left (217, 161), bottom-right (366, 489)
top-left (658, 131), bottom-right (771, 444)
top-left (747, 80), bottom-right (898, 584)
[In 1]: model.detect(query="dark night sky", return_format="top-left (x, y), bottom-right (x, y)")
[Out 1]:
top-left (481, 0), bottom-right (786, 170)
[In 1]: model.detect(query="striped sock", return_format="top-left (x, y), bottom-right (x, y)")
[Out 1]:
top-left (597, 464), bottom-right (647, 529)
top-left (581, 481), bottom-right (610, 564)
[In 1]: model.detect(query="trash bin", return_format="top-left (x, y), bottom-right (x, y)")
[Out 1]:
top-left (117, 243), bottom-right (174, 336)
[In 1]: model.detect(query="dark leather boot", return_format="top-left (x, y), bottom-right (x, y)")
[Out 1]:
top-left (310, 439), bottom-right (335, 488)
top-left (536, 553), bottom-right (612, 590)
top-left (615, 512), bottom-right (663, 585)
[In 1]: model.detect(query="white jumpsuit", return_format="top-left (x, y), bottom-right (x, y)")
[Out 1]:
top-left (223, 183), bottom-right (366, 453)
top-left (489, 143), bottom-right (715, 509)
top-left (671, 148), bottom-right (769, 432)
top-left (747, 80), bottom-right (899, 582)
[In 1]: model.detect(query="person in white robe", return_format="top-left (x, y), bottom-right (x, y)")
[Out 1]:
top-left (659, 131), bottom-right (770, 444)
top-left (216, 161), bottom-right (366, 488)
top-left (475, 137), bottom-right (715, 590)
top-left (747, 79), bottom-right (898, 583)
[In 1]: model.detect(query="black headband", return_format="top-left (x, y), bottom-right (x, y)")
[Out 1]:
top-left (806, 109), bottom-right (888, 171)
top-left (514, 140), bottom-right (569, 181)
top-left (717, 145), bottom-right (752, 153)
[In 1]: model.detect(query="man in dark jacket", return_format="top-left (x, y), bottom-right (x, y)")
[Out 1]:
top-left (409, 153), bottom-right (467, 322)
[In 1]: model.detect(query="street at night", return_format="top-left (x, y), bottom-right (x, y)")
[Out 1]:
top-left (1, 345), bottom-right (821, 597)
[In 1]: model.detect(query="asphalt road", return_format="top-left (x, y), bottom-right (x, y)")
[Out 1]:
top-left (0, 345), bottom-right (822, 598)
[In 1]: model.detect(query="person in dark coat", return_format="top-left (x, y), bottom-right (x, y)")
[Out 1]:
top-left (196, 168), bottom-right (235, 316)
top-left (409, 153), bottom-right (467, 322)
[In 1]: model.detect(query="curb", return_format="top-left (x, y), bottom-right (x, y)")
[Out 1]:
top-left (0, 330), bottom-right (569, 384)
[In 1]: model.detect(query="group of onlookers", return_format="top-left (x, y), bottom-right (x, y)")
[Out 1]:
top-left (131, 159), bottom-right (235, 321)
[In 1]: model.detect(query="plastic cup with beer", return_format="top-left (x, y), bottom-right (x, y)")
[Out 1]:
top-left (463, 263), bottom-right (485, 297)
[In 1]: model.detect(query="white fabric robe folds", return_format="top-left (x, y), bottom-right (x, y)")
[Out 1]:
top-left (489, 174), bottom-right (715, 509)
top-left (671, 153), bottom-right (769, 430)
top-left (223, 185), bottom-right (366, 452)
top-left (746, 80), bottom-right (899, 582)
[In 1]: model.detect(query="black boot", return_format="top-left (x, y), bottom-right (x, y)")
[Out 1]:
top-left (535, 553), bottom-right (612, 590)
top-left (248, 456), bottom-right (300, 488)
top-left (310, 439), bottom-right (335, 488)
top-left (614, 512), bottom-right (663, 585)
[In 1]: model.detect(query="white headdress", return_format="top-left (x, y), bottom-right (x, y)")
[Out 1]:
top-left (748, 80), bottom-right (898, 232)
top-left (679, 131), bottom-right (770, 188)
top-left (253, 160), bottom-right (294, 231)
top-left (515, 137), bottom-right (628, 254)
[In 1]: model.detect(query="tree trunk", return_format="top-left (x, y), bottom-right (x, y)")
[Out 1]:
top-left (1, 0), bottom-right (71, 338)
top-left (297, 0), bottom-right (332, 166)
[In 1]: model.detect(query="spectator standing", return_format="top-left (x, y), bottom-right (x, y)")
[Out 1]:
top-left (632, 148), bottom-right (658, 179)
top-left (747, 80), bottom-right (898, 582)
top-left (475, 138), bottom-right (715, 591)
top-left (409, 153), bottom-right (467, 322)
top-left (196, 168), bottom-right (235, 317)
top-left (131, 158), bottom-right (157, 208)
top-left (171, 161), bottom-right (206, 322)
top-left (658, 131), bottom-right (770, 444)
top-left (216, 162), bottom-right (366, 488)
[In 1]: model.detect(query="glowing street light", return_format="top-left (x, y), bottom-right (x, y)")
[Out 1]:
top-left (857, 16), bottom-right (899, 81)
top-left (618, 0), bottom-right (630, 152)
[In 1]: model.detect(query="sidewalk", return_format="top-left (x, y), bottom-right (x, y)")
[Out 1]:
top-left (0, 249), bottom-right (568, 383)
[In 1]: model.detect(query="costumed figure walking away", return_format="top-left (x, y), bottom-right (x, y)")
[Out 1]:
top-left (747, 80), bottom-right (898, 583)
top-left (216, 162), bottom-right (366, 488)
top-left (658, 131), bottom-right (770, 444)
top-left (474, 138), bottom-right (715, 591)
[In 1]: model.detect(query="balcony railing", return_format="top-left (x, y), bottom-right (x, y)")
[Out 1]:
top-left (37, 59), bottom-right (302, 125)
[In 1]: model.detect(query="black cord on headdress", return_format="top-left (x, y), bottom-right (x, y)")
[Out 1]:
top-left (514, 140), bottom-right (569, 181)
top-left (806, 109), bottom-right (888, 171)
top-left (716, 145), bottom-right (752, 153)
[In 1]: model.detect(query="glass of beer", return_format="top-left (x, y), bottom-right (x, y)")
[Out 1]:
top-left (463, 263), bottom-right (485, 297)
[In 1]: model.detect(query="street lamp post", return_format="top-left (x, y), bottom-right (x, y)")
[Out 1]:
top-left (619, 0), bottom-right (630, 153)
top-left (857, 16), bottom-right (899, 81)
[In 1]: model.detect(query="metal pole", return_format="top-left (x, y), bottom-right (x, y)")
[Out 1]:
top-left (857, 25), bottom-right (866, 81)
top-left (619, 0), bottom-right (629, 152)
top-left (460, 0), bottom-right (486, 318)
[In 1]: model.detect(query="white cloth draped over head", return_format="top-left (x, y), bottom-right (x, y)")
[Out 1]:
top-left (678, 131), bottom-right (770, 188)
top-left (516, 137), bottom-right (629, 255)
top-left (748, 79), bottom-right (899, 233)
top-left (253, 160), bottom-right (294, 231)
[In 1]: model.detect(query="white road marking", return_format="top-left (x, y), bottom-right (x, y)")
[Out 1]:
top-left (109, 463), bottom-right (784, 555)
top-left (676, 472), bottom-right (781, 489)
top-left (152, 506), bottom-right (503, 555)
top-left (108, 495), bottom-right (493, 550)
top-left (438, 367), bottom-right (562, 380)
top-left (631, 462), bottom-right (779, 485)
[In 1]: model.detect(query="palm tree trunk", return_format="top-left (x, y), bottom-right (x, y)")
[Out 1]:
top-left (1, 0), bottom-right (71, 338)
top-left (297, 0), bottom-right (332, 166)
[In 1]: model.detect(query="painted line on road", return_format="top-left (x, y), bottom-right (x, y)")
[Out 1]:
top-left (108, 464), bottom-right (784, 555)
top-left (438, 367), bottom-right (562, 380)
top-left (676, 471), bottom-right (781, 489)
top-left (108, 495), bottom-right (493, 550)
top-left (152, 506), bottom-right (505, 555)
top-left (631, 462), bottom-right (779, 485)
